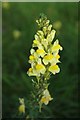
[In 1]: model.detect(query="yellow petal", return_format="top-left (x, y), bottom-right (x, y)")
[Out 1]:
top-left (36, 49), bottom-right (44, 54)
top-left (29, 55), bottom-right (35, 60)
top-left (43, 54), bottom-right (54, 65)
top-left (35, 64), bottom-right (46, 75)
top-left (44, 54), bottom-right (54, 60)
top-left (33, 40), bottom-right (39, 44)
top-left (36, 49), bottom-right (46, 57)
top-left (19, 104), bottom-right (25, 113)
top-left (28, 68), bottom-right (33, 72)
top-left (56, 54), bottom-right (60, 59)
top-left (52, 45), bottom-right (62, 51)
top-left (40, 97), bottom-right (49, 105)
top-left (27, 68), bottom-right (38, 76)
top-left (40, 89), bottom-right (53, 105)
top-left (51, 39), bottom-right (63, 53)
top-left (49, 65), bottom-right (60, 74)
top-left (36, 64), bottom-right (45, 71)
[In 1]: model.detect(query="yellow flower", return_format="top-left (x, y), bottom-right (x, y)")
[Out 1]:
top-left (29, 55), bottom-right (35, 64)
top-left (56, 54), bottom-right (60, 59)
top-left (29, 55), bottom-right (35, 60)
top-left (43, 53), bottom-right (54, 65)
top-left (27, 63), bottom-right (46, 77)
top-left (19, 104), bottom-right (25, 114)
top-left (29, 49), bottom-right (44, 64)
top-left (35, 64), bottom-right (46, 75)
top-left (29, 55), bottom-right (34, 60)
top-left (49, 64), bottom-right (60, 75)
top-left (36, 49), bottom-right (46, 57)
top-left (40, 89), bottom-right (53, 105)
top-left (33, 39), bottom-right (43, 49)
top-left (53, 54), bottom-right (61, 64)
top-left (19, 98), bottom-right (25, 114)
top-left (51, 39), bottom-right (63, 55)
top-left (27, 67), bottom-right (37, 76)
top-left (51, 54), bottom-right (61, 65)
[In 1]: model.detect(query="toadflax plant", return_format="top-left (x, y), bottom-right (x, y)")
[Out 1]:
top-left (18, 14), bottom-right (63, 119)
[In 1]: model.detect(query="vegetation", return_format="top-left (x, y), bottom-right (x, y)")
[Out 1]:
top-left (2, 2), bottom-right (78, 119)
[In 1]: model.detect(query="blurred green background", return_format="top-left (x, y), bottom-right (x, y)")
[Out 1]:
top-left (2, 2), bottom-right (78, 118)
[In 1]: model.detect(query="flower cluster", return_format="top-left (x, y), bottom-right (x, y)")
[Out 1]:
top-left (18, 14), bottom-right (63, 116)
top-left (27, 14), bottom-right (63, 109)
top-left (27, 15), bottom-right (63, 78)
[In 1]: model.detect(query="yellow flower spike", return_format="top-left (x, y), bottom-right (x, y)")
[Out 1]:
top-left (49, 64), bottom-right (60, 75)
top-left (19, 98), bottom-right (25, 114)
top-left (36, 49), bottom-right (46, 57)
top-left (35, 64), bottom-right (46, 74)
top-left (40, 89), bottom-right (53, 105)
top-left (43, 54), bottom-right (54, 65)
top-left (26, 14), bottom-right (63, 113)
